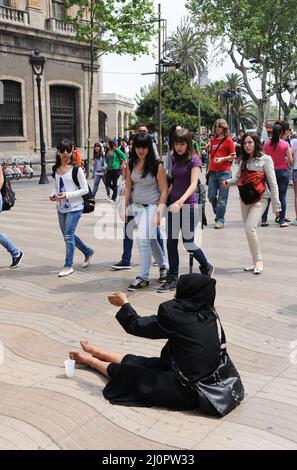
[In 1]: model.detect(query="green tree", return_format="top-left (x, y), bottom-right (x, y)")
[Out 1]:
top-left (186, 0), bottom-right (297, 134)
top-left (65, 0), bottom-right (156, 173)
top-left (166, 17), bottom-right (207, 82)
top-left (135, 70), bottom-right (221, 135)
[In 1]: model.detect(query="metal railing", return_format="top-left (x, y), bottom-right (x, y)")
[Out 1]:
top-left (0, 5), bottom-right (28, 25)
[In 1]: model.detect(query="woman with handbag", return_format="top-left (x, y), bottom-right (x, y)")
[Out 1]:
top-left (69, 273), bottom-right (224, 412)
top-left (223, 132), bottom-right (281, 274)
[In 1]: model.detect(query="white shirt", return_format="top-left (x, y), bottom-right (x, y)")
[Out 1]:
top-left (52, 167), bottom-right (88, 213)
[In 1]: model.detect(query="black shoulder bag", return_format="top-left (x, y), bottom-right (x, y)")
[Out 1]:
top-left (72, 166), bottom-right (95, 214)
top-left (169, 307), bottom-right (245, 417)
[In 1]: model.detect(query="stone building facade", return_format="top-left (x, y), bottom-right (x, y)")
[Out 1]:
top-left (98, 93), bottom-right (134, 142)
top-left (0, 0), bottom-right (101, 164)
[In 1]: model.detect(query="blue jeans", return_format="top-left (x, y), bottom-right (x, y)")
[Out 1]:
top-left (58, 210), bottom-right (93, 268)
top-left (275, 169), bottom-right (289, 224)
top-left (0, 233), bottom-right (19, 258)
top-left (166, 206), bottom-right (208, 278)
top-left (121, 215), bottom-right (165, 266)
top-left (133, 204), bottom-right (168, 281)
top-left (262, 170), bottom-right (289, 223)
top-left (0, 193), bottom-right (20, 258)
top-left (92, 174), bottom-right (110, 197)
top-left (208, 170), bottom-right (232, 223)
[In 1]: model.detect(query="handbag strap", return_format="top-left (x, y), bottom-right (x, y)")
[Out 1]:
top-left (210, 137), bottom-right (227, 160)
top-left (168, 305), bottom-right (227, 387)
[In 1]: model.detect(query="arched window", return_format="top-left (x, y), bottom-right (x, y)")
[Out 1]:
top-left (0, 80), bottom-right (23, 137)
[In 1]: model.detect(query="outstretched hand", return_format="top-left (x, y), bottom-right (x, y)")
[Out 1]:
top-left (108, 292), bottom-right (129, 307)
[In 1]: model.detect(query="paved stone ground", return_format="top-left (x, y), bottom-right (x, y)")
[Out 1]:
top-left (0, 176), bottom-right (296, 450)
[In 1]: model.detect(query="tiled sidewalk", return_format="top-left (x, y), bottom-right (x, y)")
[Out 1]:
top-left (0, 179), bottom-right (296, 450)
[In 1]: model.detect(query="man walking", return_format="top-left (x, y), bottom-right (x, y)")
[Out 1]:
top-left (207, 119), bottom-right (236, 229)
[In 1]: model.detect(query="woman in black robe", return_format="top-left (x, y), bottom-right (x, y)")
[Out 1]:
top-left (69, 273), bottom-right (221, 411)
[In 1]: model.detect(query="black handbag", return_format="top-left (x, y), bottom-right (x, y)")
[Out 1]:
top-left (238, 182), bottom-right (261, 205)
top-left (169, 307), bottom-right (245, 417)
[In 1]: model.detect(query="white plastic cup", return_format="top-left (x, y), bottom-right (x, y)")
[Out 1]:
top-left (64, 359), bottom-right (75, 378)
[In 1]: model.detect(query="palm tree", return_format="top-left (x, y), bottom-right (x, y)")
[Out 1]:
top-left (166, 17), bottom-right (207, 82)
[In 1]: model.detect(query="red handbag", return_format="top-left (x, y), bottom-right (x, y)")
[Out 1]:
top-left (238, 163), bottom-right (266, 205)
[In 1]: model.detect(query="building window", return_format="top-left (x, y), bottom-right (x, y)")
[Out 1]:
top-left (0, 80), bottom-right (23, 137)
top-left (51, 0), bottom-right (64, 19)
top-left (50, 85), bottom-right (78, 147)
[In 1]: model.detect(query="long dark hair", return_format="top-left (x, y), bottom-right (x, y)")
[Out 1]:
top-left (93, 142), bottom-right (103, 159)
top-left (172, 129), bottom-right (194, 163)
top-left (129, 133), bottom-right (158, 178)
top-left (169, 124), bottom-right (182, 150)
top-left (241, 132), bottom-right (263, 161)
top-left (270, 123), bottom-right (283, 149)
top-left (53, 138), bottom-right (74, 171)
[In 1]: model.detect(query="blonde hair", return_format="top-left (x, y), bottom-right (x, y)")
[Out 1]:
top-left (213, 119), bottom-right (229, 137)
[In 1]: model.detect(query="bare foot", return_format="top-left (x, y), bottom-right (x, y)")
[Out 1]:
top-left (69, 351), bottom-right (97, 368)
top-left (80, 340), bottom-right (107, 361)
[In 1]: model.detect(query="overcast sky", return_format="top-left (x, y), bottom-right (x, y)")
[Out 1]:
top-left (102, 0), bottom-right (235, 102)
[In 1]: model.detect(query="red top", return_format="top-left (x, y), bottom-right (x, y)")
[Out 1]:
top-left (209, 136), bottom-right (235, 172)
top-left (263, 139), bottom-right (289, 170)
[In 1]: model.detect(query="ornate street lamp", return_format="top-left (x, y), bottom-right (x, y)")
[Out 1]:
top-left (29, 49), bottom-right (49, 184)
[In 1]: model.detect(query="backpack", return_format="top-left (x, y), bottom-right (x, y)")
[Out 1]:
top-left (52, 165), bottom-right (95, 214)
top-left (72, 166), bottom-right (95, 214)
top-left (1, 174), bottom-right (16, 211)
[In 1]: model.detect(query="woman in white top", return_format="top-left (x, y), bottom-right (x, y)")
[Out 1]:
top-left (50, 139), bottom-right (94, 277)
top-left (223, 132), bottom-right (280, 275)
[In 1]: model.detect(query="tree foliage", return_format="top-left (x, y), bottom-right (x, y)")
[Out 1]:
top-left (65, 0), bottom-right (156, 58)
top-left (186, 0), bottom-right (297, 130)
top-left (135, 70), bottom-right (221, 134)
top-left (166, 17), bottom-right (207, 82)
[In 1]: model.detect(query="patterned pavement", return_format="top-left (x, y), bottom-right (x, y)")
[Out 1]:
top-left (0, 177), bottom-right (296, 450)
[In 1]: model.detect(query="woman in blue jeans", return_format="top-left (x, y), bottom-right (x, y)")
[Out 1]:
top-left (0, 165), bottom-right (23, 268)
top-left (50, 139), bottom-right (94, 277)
top-left (262, 122), bottom-right (293, 227)
top-left (123, 133), bottom-right (168, 290)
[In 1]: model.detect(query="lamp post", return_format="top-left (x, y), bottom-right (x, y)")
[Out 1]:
top-left (29, 49), bottom-right (49, 184)
top-left (141, 3), bottom-right (179, 158)
top-left (224, 88), bottom-right (235, 132)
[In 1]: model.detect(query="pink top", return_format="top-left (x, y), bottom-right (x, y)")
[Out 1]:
top-left (263, 139), bottom-right (290, 170)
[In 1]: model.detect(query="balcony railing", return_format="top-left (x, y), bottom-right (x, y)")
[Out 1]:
top-left (0, 5), bottom-right (28, 25)
top-left (46, 18), bottom-right (76, 36)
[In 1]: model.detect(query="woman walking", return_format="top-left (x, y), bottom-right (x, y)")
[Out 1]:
top-left (123, 133), bottom-right (168, 290)
top-left (158, 130), bottom-right (213, 293)
top-left (0, 165), bottom-right (23, 268)
top-left (105, 139), bottom-right (127, 202)
top-left (262, 123), bottom-right (293, 227)
top-left (50, 138), bottom-right (94, 277)
top-left (92, 142), bottom-right (110, 199)
top-left (224, 132), bottom-right (281, 274)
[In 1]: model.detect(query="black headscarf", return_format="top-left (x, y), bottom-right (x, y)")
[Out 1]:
top-left (175, 273), bottom-right (216, 316)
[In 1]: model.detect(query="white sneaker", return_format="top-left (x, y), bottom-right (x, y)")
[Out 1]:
top-left (58, 267), bottom-right (74, 277)
top-left (214, 222), bottom-right (224, 229)
top-left (291, 219), bottom-right (297, 226)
